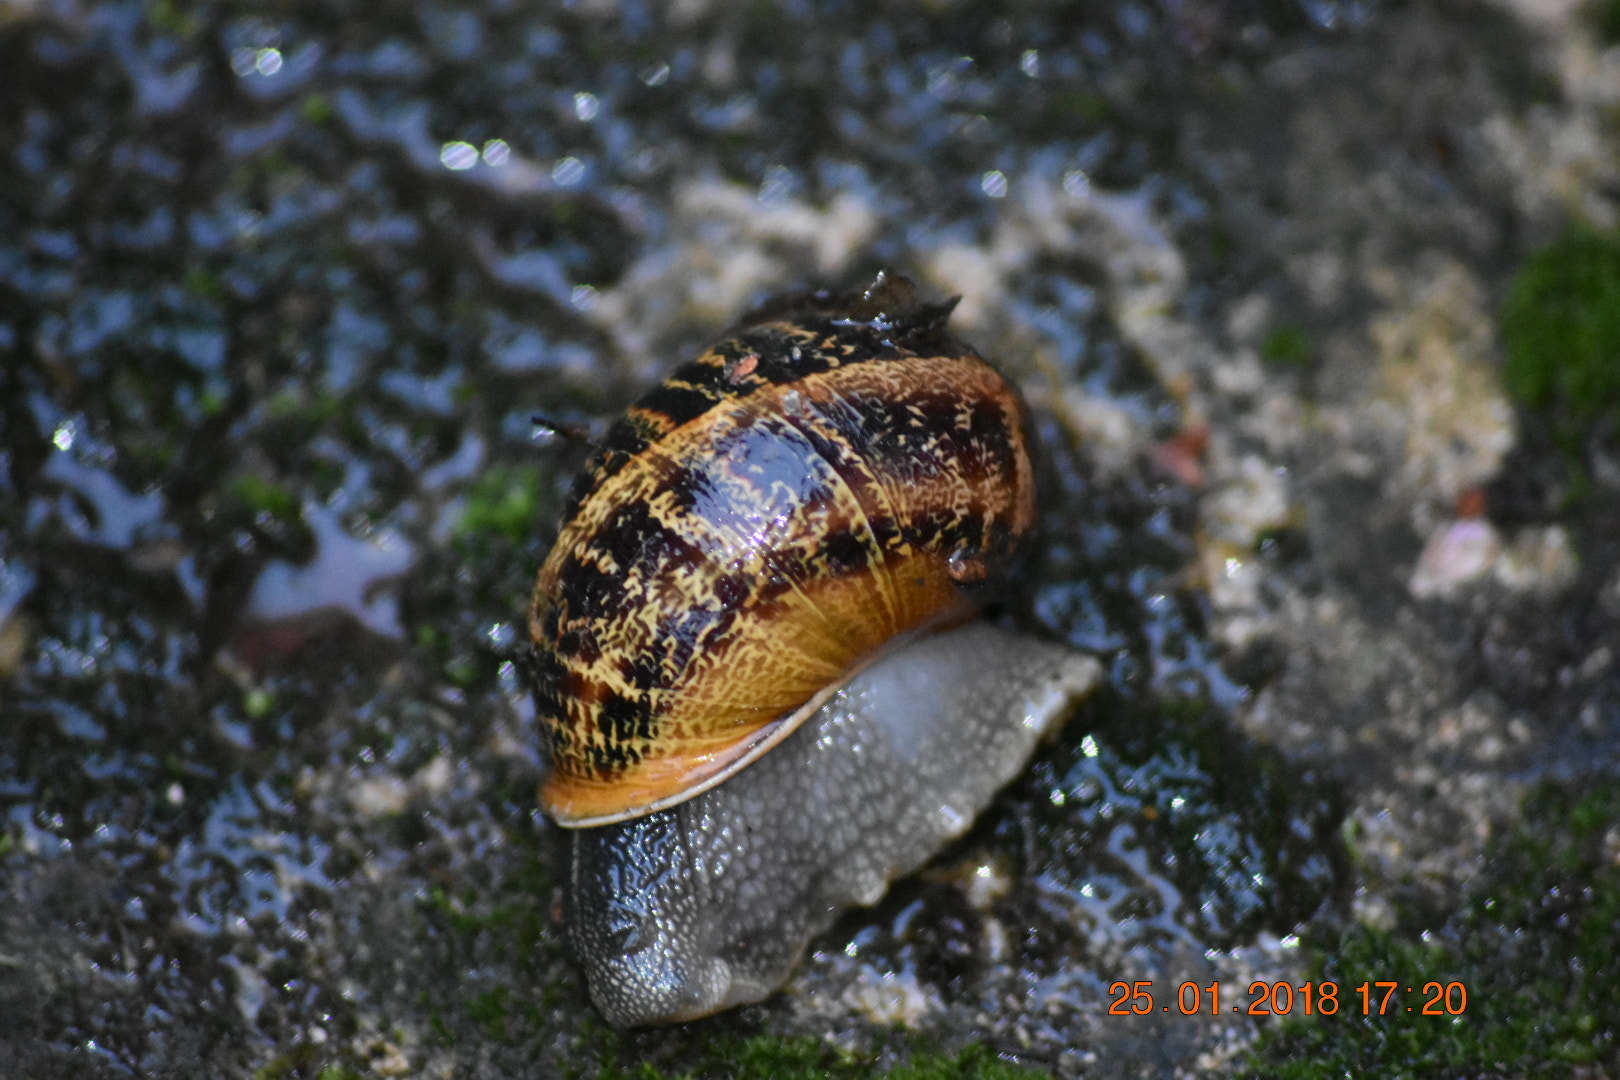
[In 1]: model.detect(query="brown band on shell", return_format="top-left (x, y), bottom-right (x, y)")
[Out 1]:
top-left (532, 291), bottom-right (1034, 827)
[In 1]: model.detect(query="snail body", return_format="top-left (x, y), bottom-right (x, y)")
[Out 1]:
top-left (530, 274), bottom-right (1101, 1026)
top-left (565, 622), bottom-right (1101, 1027)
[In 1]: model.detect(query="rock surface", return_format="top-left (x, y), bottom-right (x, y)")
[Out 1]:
top-left (1, 1), bottom-right (1618, 1077)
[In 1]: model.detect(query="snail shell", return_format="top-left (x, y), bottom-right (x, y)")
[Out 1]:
top-left (530, 273), bottom-right (1035, 828)
top-left (565, 622), bottom-right (1101, 1028)
top-left (530, 274), bottom-right (1102, 1026)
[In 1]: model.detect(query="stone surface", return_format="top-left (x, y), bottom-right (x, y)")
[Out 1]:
top-left (2, 1), bottom-right (1619, 1077)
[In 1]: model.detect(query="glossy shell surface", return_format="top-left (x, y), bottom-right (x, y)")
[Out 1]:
top-left (531, 277), bottom-right (1035, 826)
top-left (565, 622), bottom-right (1103, 1027)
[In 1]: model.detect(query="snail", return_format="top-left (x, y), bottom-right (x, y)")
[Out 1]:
top-left (530, 273), bottom-right (1103, 1027)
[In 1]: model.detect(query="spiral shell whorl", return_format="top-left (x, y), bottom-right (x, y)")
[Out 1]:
top-left (531, 277), bottom-right (1036, 826)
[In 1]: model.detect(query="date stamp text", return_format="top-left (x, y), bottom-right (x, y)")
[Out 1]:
top-left (1106, 980), bottom-right (1469, 1017)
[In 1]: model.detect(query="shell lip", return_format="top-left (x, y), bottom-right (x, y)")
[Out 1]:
top-left (542, 596), bottom-right (980, 829)
top-left (542, 676), bottom-right (843, 829)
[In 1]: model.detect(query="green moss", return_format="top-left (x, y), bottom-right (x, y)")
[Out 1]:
top-left (1260, 325), bottom-right (1314, 368)
top-left (182, 266), bottom-right (225, 302)
top-left (590, 1034), bottom-right (1050, 1080)
top-left (466, 986), bottom-right (513, 1043)
top-left (421, 857), bottom-right (550, 944)
top-left (1207, 220), bottom-right (1234, 266)
top-left (1590, 0), bottom-right (1620, 43)
top-left (301, 94), bottom-right (333, 125)
top-left (231, 474), bottom-right (301, 524)
top-left (1045, 89), bottom-right (1113, 127)
top-left (1249, 778), bottom-right (1620, 1077)
top-left (1502, 226), bottom-right (1620, 452)
top-left (747, 0), bottom-right (783, 23)
top-left (146, 0), bottom-right (201, 39)
top-left (441, 653), bottom-right (486, 689)
top-left (408, 852), bottom-right (558, 1051)
top-left (455, 463), bottom-right (546, 545)
top-left (252, 1044), bottom-right (324, 1080)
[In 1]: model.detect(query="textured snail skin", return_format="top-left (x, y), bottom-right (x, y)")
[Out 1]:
top-left (564, 622), bottom-right (1103, 1028)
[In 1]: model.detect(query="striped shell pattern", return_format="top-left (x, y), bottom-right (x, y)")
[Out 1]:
top-left (530, 274), bottom-right (1035, 827)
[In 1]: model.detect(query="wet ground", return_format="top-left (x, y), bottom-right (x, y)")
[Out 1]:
top-left (3, 0), bottom-right (1620, 1077)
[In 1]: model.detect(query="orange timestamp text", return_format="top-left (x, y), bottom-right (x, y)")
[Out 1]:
top-left (1106, 980), bottom-right (1469, 1017)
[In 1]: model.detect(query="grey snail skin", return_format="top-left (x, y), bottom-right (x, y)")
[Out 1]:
top-left (529, 273), bottom-right (1103, 1026)
top-left (564, 622), bottom-right (1102, 1027)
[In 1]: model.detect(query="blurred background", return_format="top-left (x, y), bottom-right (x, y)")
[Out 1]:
top-left (2, 0), bottom-right (1619, 1076)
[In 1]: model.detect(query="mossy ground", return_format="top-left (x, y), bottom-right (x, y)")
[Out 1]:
top-left (585, 1032), bottom-right (1048, 1080)
top-left (1501, 225), bottom-right (1620, 498)
top-left (1589, 0), bottom-right (1620, 43)
top-left (1249, 778), bottom-right (1620, 1078)
top-left (1259, 326), bottom-right (1314, 369)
